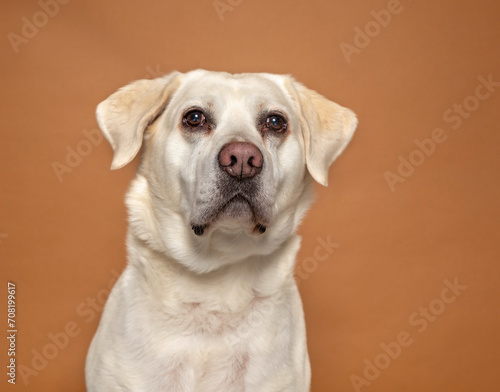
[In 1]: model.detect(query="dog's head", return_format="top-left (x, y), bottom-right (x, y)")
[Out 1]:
top-left (97, 70), bottom-right (356, 272)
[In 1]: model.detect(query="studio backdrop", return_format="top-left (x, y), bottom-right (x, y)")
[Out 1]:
top-left (1, 0), bottom-right (499, 391)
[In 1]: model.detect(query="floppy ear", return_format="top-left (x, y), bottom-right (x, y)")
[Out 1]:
top-left (96, 72), bottom-right (181, 170)
top-left (287, 79), bottom-right (358, 186)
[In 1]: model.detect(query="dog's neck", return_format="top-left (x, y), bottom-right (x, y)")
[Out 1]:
top-left (125, 230), bottom-right (302, 312)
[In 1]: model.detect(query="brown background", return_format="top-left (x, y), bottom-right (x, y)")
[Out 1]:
top-left (1, 0), bottom-right (499, 391)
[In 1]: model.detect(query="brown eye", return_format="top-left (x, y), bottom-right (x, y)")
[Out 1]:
top-left (183, 110), bottom-right (206, 128)
top-left (265, 114), bottom-right (287, 133)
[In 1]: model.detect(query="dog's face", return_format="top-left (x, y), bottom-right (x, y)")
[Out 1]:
top-left (97, 70), bottom-right (356, 273)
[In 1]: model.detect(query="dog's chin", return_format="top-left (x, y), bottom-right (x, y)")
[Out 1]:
top-left (220, 195), bottom-right (254, 220)
top-left (191, 196), bottom-right (268, 236)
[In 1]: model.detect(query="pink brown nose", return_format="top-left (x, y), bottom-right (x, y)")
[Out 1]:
top-left (218, 142), bottom-right (263, 179)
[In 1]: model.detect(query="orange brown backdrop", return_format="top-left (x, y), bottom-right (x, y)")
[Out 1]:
top-left (1, 1), bottom-right (499, 391)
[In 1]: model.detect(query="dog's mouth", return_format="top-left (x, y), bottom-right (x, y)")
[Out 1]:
top-left (220, 194), bottom-right (255, 219)
top-left (190, 193), bottom-right (269, 236)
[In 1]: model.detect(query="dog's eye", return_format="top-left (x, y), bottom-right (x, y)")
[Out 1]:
top-left (183, 110), bottom-right (206, 128)
top-left (265, 115), bottom-right (287, 133)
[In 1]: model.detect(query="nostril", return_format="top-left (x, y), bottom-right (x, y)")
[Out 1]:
top-left (218, 142), bottom-right (263, 179)
top-left (248, 154), bottom-right (262, 169)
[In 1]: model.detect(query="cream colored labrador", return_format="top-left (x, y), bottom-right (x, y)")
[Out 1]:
top-left (85, 70), bottom-right (357, 392)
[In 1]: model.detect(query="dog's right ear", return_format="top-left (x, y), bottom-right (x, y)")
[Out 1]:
top-left (285, 78), bottom-right (357, 187)
top-left (96, 72), bottom-right (181, 170)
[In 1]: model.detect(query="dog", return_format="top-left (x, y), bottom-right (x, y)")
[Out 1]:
top-left (85, 69), bottom-right (357, 391)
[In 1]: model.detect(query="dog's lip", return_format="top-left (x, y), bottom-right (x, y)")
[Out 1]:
top-left (190, 193), bottom-right (269, 235)
top-left (215, 193), bottom-right (256, 221)
top-left (223, 194), bottom-right (251, 208)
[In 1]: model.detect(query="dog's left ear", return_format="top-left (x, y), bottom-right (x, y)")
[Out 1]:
top-left (286, 79), bottom-right (358, 186)
top-left (96, 72), bottom-right (181, 170)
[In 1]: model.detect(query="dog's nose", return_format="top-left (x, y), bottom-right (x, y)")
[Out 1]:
top-left (218, 142), bottom-right (263, 179)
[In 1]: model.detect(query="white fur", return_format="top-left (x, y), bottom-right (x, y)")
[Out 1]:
top-left (85, 70), bottom-right (356, 391)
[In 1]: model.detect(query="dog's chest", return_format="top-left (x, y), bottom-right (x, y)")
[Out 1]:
top-left (152, 338), bottom-right (250, 391)
top-left (132, 299), bottom-right (285, 391)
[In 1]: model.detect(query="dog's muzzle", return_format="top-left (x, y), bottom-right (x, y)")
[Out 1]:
top-left (191, 142), bottom-right (268, 236)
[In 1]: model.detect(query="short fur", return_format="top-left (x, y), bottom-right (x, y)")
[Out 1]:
top-left (85, 70), bottom-right (357, 392)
